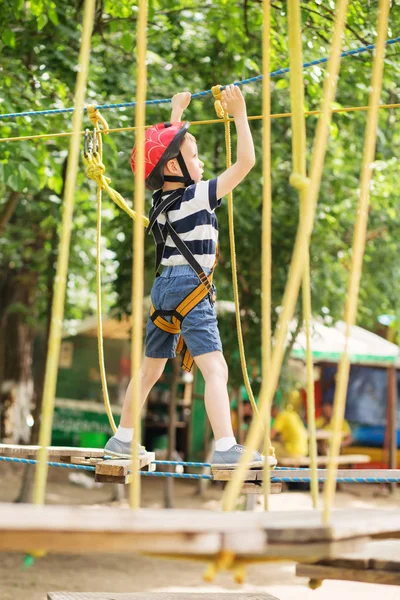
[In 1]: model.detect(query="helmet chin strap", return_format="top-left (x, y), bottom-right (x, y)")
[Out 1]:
top-left (164, 152), bottom-right (194, 187)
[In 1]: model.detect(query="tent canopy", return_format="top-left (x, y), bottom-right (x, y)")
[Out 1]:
top-left (291, 319), bottom-right (400, 366)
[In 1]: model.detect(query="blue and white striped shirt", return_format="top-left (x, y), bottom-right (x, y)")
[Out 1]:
top-left (153, 178), bottom-right (221, 269)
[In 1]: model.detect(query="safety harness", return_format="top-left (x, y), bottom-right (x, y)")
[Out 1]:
top-left (147, 187), bottom-right (217, 372)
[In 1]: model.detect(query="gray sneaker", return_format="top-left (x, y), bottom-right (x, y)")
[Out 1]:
top-left (104, 436), bottom-right (147, 459)
top-left (211, 444), bottom-right (277, 469)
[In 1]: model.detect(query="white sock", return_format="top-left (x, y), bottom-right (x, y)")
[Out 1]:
top-left (215, 436), bottom-right (237, 452)
top-left (115, 426), bottom-right (134, 443)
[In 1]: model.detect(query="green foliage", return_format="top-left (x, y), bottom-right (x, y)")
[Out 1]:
top-left (1, 1), bottom-right (400, 387)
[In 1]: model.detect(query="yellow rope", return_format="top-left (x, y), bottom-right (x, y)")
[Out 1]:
top-left (84, 106), bottom-right (117, 434)
top-left (32, 0), bottom-right (96, 505)
top-left (260, 0), bottom-right (274, 510)
top-left (211, 85), bottom-right (268, 439)
top-left (287, 0), bottom-right (318, 509)
top-left (83, 141), bottom-right (149, 226)
top-left (2, 103), bottom-right (400, 144)
top-left (323, 0), bottom-right (390, 524)
top-left (221, 0), bottom-right (349, 513)
top-left (129, 0), bottom-right (148, 511)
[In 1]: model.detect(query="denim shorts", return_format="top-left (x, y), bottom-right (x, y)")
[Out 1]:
top-left (145, 265), bottom-right (223, 360)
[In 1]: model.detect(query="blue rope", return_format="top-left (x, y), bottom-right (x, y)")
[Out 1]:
top-left (1, 455), bottom-right (398, 483)
top-left (1, 37), bottom-right (399, 121)
top-left (0, 455), bottom-right (96, 471)
top-left (271, 476), bottom-right (400, 484)
top-left (141, 470), bottom-right (213, 480)
top-left (154, 460), bottom-right (211, 468)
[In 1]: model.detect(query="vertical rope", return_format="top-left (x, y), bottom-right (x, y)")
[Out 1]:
top-left (129, 0), bottom-right (148, 510)
top-left (261, 0), bottom-right (274, 510)
top-left (287, 0), bottom-right (318, 509)
top-left (222, 0), bottom-right (349, 512)
top-left (32, 0), bottom-right (96, 505)
top-left (211, 86), bottom-right (266, 437)
top-left (323, 0), bottom-right (390, 523)
top-left (86, 106), bottom-right (117, 435)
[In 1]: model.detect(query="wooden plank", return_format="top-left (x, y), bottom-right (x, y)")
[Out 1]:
top-left (278, 454), bottom-right (371, 467)
top-left (258, 510), bottom-right (400, 544)
top-left (48, 594), bottom-right (280, 600)
top-left (95, 454), bottom-right (155, 478)
top-left (0, 504), bottom-right (268, 555)
top-left (241, 482), bottom-right (282, 494)
top-left (304, 540), bottom-right (400, 571)
top-left (0, 444), bottom-right (105, 460)
top-left (1, 505), bottom-right (400, 555)
top-left (296, 563), bottom-right (400, 586)
top-left (213, 468), bottom-right (400, 482)
top-left (2, 530), bottom-right (222, 555)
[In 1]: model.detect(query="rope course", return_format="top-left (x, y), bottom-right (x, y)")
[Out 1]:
top-left (0, 36), bottom-right (399, 121)
top-left (0, 0), bottom-right (398, 583)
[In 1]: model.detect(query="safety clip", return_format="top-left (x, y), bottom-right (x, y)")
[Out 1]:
top-left (84, 128), bottom-right (98, 157)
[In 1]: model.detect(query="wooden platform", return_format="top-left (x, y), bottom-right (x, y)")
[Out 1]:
top-left (278, 454), bottom-right (371, 467)
top-left (0, 444), bottom-right (154, 471)
top-left (212, 468), bottom-right (400, 482)
top-left (0, 444), bottom-right (105, 462)
top-left (297, 539), bottom-right (400, 586)
top-left (48, 594), bottom-right (279, 600)
top-left (1, 505), bottom-right (400, 560)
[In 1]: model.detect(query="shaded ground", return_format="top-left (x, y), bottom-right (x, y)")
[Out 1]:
top-left (1, 462), bottom-right (399, 600)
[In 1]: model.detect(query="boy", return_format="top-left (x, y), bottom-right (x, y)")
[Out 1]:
top-left (105, 85), bottom-right (276, 469)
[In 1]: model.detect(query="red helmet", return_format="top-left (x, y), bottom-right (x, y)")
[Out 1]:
top-left (131, 121), bottom-right (190, 191)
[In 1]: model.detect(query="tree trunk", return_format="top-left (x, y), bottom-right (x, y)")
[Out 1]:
top-left (0, 271), bottom-right (36, 444)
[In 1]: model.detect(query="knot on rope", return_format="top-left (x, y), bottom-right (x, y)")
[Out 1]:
top-left (289, 173), bottom-right (310, 191)
top-left (83, 154), bottom-right (111, 189)
top-left (87, 104), bottom-right (109, 133)
top-left (211, 84), bottom-right (226, 120)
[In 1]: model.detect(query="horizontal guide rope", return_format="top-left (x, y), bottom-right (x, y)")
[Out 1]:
top-left (2, 456), bottom-right (399, 483)
top-left (1, 103), bottom-right (399, 143)
top-left (0, 37), bottom-right (399, 121)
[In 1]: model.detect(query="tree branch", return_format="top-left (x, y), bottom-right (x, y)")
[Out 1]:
top-left (0, 191), bottom-right (21, 236)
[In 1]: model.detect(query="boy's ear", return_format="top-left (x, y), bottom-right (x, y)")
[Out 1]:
top-left (165, 158), bottom-right (179, 174)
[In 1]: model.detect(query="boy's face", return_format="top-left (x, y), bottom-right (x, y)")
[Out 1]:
top-left (165, 133), bottom-right (204, 184)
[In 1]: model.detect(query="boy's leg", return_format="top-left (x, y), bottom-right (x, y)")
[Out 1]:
top-left (195, 350), bottom-right (276, 469)
top-left (105, 357), bottom-right (167, 457)
top-left (119, 356), bottom-right (168, 427)
top-left (194, 351), bottom-right (234, 440)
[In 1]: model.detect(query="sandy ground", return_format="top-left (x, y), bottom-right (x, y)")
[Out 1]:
top-left (1, 462), bottom-right (400, 600)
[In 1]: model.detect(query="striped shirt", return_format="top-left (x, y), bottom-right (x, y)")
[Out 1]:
top-left (152, 178), bottom-right (221, 269)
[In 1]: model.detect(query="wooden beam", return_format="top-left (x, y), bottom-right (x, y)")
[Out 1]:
top-left (48, 593), bottom-right (281, 600)
top-left (213, 468), bottom-right (400, 482)
top-left (0, 444), bottom-right (105, 460)
top-left (1, 505), bottom-right (400, 557)
top-left (297, 563), bottom-right (400, 586)
top-left (278, 454), bottom-right (371, 467)
top-left (96, 454), bottom-right (154, 476)
top-left (241, 482), bottom-right (282, 494)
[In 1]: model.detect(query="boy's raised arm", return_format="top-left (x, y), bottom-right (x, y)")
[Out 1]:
top-left (170, 92), bottom-right (191, 122)
top-left (216, 85), bottom-right (255, 199)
